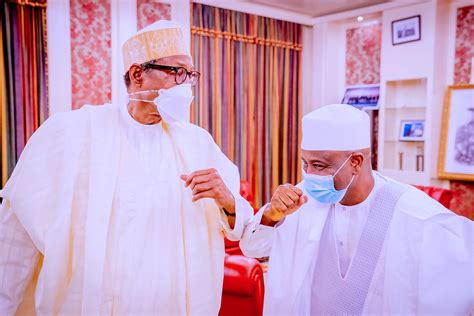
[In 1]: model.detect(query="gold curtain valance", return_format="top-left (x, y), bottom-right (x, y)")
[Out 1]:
top-left (191, 26), bottom-right (303, 51)
top-left (7, 0), bottom-right (47, 8)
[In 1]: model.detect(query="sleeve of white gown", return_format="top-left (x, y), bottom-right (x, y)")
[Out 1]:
top-left (417, 212), bottom-right (474, 314)
top-left (0, 200), bottom-right (40, 316)
top-left (219, 195), bottom-right (254, 241)
top-left (202, 131), bottom-right (254, 241)
top-left (239, 204), bottom-right (281, 258)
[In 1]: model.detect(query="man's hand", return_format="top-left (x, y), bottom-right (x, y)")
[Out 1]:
top-left (180, 168), bottom-right (235, 212)
top-left (262, 184), bottom-right (307, 226)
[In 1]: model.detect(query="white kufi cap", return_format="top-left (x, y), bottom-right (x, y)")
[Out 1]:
top-left (122, 20), bottom-right (189, 72)
top-left (301, 104), bottom-right (371, 151)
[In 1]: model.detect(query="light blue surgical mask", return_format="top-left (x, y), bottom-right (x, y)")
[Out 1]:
top-left (303, 155), bottom-right (354, 204)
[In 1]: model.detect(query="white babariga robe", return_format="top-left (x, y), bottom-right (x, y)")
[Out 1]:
top-left (0, 102), bottom-right (253, 315)
top-left (240, 172), bottom-right (474, 315)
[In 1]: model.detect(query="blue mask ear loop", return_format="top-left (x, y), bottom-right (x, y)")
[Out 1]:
top-left (333, 154), bottom-right (355, 191)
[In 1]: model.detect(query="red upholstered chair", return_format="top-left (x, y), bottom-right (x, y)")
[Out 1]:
top-left (413, 185), bottom-right (454, 209)
top-left (224, 238), bottom-right (244, 256)
top-left (220, 255), bottom-right (265, 316)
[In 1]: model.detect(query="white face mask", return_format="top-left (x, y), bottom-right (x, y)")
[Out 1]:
top-left (128, 83), bottom-right (194, 123)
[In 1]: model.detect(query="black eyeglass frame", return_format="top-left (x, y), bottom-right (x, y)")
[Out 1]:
top-left (145, 64), bottom-right (201, 86)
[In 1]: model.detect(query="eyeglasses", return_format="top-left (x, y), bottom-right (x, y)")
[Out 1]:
top-left (146, 64), bottom-right (201, 86)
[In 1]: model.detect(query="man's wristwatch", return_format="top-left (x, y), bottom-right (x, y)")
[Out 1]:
top-left (222, 207), bottom-right (236, 217)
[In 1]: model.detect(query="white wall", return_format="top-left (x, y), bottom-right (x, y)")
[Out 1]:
top-left (321, 21), bottom-right (346, 107)
top-left (311, 22), bottom-right (344, 110)
top-left (430, 0), bottom-right (453, 186)
top-left (379, 1), bottom-right (439, 185)
top-left (301, 25), bottom-right (314, 115)
top-left (111, 0), bottom-right (137, 109)
top-left (378, 0), bottom-right (471, 186)
top-left (381, 2), bottom-right (436, 81)
top-left (171, 0), bottom-right (191, 49)
top-left (47, 0), bottom-right (72, 114)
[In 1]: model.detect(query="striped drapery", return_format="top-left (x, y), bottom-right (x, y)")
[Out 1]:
top-left (191, 3), bottom-right (302, 207)
top-left (0, 0), bottom-right (48, 186)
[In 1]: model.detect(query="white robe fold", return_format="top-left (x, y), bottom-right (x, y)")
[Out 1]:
top-left (0, 103), bottom-right (253, 315)
top-left (240, 172), bottom-right (474, 315)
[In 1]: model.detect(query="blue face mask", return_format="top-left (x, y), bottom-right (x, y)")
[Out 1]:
top-left (303, 155), bottom-right (354, 204)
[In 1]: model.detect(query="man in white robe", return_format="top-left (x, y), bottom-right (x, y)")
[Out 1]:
top-left (0, 20), bottom-right (253, 315)
top-left (240, 104), bottom-right (473, 315)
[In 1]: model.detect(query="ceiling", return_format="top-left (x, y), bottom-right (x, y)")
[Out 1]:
top-left (243, 0), bottom-right (392, 17)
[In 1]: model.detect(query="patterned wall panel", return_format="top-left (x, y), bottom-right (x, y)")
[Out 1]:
top-left (451, 5), bottom-right (474, 220)
top-left (454, 5), bottom-right (474, 85)
top-left (137, 0), bottom-right (171, 30)
top-left (345, 23), bottom-right (382, 86)
top-left (70, 0), bottom-right (112, 110)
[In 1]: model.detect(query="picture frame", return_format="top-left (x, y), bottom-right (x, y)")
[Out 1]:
top-left (391, 15), bottom-right (421, 45)
top-left (399, 120), bottom-right (425, 142)
top-left (341, 84), bottom-right (380, 110)
top-left (438, 85), bottom-right (474, 181)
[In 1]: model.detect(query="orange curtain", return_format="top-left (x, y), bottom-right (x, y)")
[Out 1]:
top-left (0, 0), bottom-right (48, 186)
top-left (191, 3), bottom-right (302, 206)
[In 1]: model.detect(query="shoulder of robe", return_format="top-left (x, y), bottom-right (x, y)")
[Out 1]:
top-left (26, 103), bottom-right (118, 152)
top-left (26, 106), bottom-right (90, 146)
top-left (169, 122), bottom-right (225, 157)
top-left (37, 103), bottom-right (116, 132)
top-left (392, 180), bottom-right (455, 222)
top-left (79, 103), bottom-right (118, 120)
top-left (177, 122), bottom-right (215, 143)
top-left (186, 123), bottom-right (237, 166)
top-left (42, 106), bottom-right (89, 128)
top-left (1, 105), bottom-right (105, 196)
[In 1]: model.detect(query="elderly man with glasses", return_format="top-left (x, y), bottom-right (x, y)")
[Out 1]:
top-left (0, 20), bottom-right (253, 315)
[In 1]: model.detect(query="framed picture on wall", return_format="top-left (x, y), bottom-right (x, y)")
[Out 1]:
top-left (341, 84), bottom-right (380, 110)
top-left (438, 85), bottom-right (474, 181)
top-left (399, 120), bottom-right (425, 141)
top-left (391, 15), bottom-right (421, 45)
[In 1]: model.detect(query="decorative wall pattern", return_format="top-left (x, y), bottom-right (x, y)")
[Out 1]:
top-left (453, 5), bottom-right (474, 85)
top-left (451, 5), bottom-right (474, 220)
top-left (450, 181), bottom-right (474, 220)
top-left (345, 23), bottom-right (382, 86)
top-left (70, 0), bottom-right (112, 110)
top-left (137, 0), bottom-right (171, 30)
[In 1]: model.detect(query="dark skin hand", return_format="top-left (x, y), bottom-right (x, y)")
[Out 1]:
top-left (260, 184), bottom-right (308, 226)
top-left (180, 168), bottom-right (236, 228)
